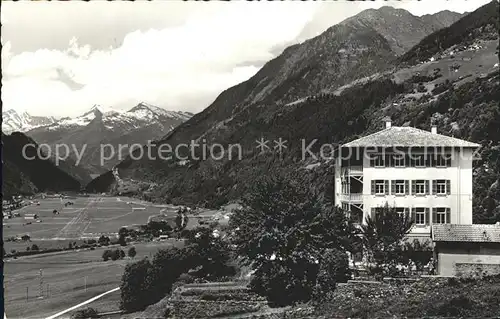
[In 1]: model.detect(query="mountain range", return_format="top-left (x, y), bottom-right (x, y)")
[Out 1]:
top-left (2, 103), bottom-right (193, 181)
top-left (4, 3), bottom-right (498, 223)
top-left (86, 0), bottom-right (499, 227)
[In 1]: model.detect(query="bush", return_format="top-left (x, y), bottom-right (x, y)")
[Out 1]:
top-left (70, 307), bottom-right (98, 319)
top-left (31, 244), bottom-right (39, 251)
top-left (313, 248), bottom-right (350, 302)
top-left (128, 247), bottom-right (137, 258)
top-left (102, 250), bottom-right (112, 261)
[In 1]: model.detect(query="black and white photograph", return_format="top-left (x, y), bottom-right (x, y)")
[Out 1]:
top-left (1, 0), bottom-right (499, 318)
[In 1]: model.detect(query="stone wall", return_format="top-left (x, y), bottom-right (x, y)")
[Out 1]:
top-left (455, 262), bottom-right (500, 277)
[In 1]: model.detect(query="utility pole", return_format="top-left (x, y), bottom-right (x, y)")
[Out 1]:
top-left (39, 269), bottom-right (43, 299)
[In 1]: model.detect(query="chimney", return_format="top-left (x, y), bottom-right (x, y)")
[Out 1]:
top-left (385, 118), bottom-right (392, 129)
top-left (431, 125), bottom-right (437, 134)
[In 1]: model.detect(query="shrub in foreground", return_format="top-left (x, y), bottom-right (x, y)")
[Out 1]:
top-left (70, 307), bottom-right (98, 319)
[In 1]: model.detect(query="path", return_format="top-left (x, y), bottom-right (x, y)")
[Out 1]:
top-left (43, 287), bottom-right (120, 319)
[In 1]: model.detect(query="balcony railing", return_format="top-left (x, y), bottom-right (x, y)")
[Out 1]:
top-left (340, 193), bottom-right (363, 203)
top-left (342, 166), bottom-right (363, 176)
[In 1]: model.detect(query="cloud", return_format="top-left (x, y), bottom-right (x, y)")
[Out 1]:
top-left (1, 2), bottom-right (316, 117)
top-left (1, 0), bottom-right (491, 117)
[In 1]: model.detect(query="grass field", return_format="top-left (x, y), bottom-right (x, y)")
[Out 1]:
top-left (3, 195), bottom-right (227, 319)
top-left (4, 240), bottom-right (185, 319)
top-left (3, 196), bottom-right (180, 252)
top-left (2, 195), bottom-right (193, 319)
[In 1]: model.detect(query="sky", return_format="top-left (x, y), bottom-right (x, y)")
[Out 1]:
top-left (1, 0), bottom-right (492, 117)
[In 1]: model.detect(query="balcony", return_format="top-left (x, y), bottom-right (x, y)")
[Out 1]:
top-left (342, 166), bottom-right (363, 176)
top-left (340, 193), bottom-right (363, 203)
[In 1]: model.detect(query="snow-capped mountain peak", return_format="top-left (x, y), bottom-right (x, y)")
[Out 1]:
top-left (127, 102), bottom-right (192, 121)
top-left (2, 109), bottom-right (57, 134)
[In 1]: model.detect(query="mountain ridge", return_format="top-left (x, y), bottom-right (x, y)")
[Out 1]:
top-left (86, 3), bottom-right (497, 214)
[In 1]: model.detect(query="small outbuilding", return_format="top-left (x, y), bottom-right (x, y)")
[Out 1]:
top-left (432, 224), bottom-right (500, 277)
top-left (24, 213), bottom-right (39, 220)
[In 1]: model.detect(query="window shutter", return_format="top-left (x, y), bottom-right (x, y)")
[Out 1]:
top-left (371, 180), bottom-right (375, 194)
top-left (405, 180), bottom-right (409, 195)
top-left (411, 180), bottom-right (416, 195)
top-left (391, 180), bottom-right (396, 195)
top-left (370, 156), bottom-right (375, 167)
top-left (411, 208), bottom-right (416, 223)
top-left (432, 208), bottom-right (437, 224)
top-left (432, 180), bottom-right (437, 195)
top-left (446, 180), bottom-right (451, 195)
top-left (385, 180), bottom-right (389, 195)
top-left (446, 156), bottom-right (452, 167)
top-left (446, 208), bottom-right (451, 224)
top-left (425, 208), bottom-right (430, 225)
top-left (386, 154), bottom-right (392, 167)
top-left (425, 180), bottom-right (430, 195)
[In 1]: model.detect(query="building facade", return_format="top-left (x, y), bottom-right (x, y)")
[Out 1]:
top-left (432, 224), bottom-right (500, 276)
top-left (334, 119), bottom-right (480, 239)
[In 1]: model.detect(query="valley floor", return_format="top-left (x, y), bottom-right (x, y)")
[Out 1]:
top-left (2, 195), bottom-right (190, 319)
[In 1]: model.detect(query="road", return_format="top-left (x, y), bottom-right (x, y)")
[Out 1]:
top-left (43, 287), bottom-right (120, 319)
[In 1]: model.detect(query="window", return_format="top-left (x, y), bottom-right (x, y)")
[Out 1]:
top-left (392, 180), bottom-right (408, 195)
top-left (370, 155), bottom-right (385, 168)
top-left (414, 208), bottom-right (427, 225)
top-left (435, 155), bottom-right (451, 167)
top-left (393, 154), bottom-right (405, 167)
top-left (413, 154), bottom-right (426, 167)
top-left (412, 180), bottom-right (429, 195)
top-left (433, 180), bottom-right (450, 195)
top-left (375, 181), bottom-right (385, 194)
top-left (371, 180), bottom-right (388, 195)
top-left (433, 207), bottom-right (450, 224)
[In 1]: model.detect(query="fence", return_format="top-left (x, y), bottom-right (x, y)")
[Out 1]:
top-left (4, 271), bottom-right (122, 304)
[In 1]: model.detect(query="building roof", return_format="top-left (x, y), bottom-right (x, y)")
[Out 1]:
top-left (432, 224), bottom-right (500, 243)
top-left (342, 126), bottom-right (481, 148)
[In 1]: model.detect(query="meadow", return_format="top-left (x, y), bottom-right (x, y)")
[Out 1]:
top-left (3, 195), bottom-right (187, 319)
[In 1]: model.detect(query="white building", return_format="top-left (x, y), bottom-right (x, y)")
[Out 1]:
top-left (335, 119), bottom-right (480, 240)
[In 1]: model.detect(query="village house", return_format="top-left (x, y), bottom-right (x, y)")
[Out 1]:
top-left (432, 223), bottom-right (500, 276)
top-left (334, 119), bottom-right (481, 242)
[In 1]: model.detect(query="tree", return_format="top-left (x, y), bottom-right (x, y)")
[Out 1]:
top-left (31, 244), bottom-right (39, 251)
top-left (175, 208), bottom-right (189, 230)
top-left (21, 234), bottom-right (30, 242)
top-left (118, 227), bottom-right (129, 238)
top-left (118, 235), bottom-right (127, 247)
top-left (183, 226), bottom-right (235, 280)
top-left (361, 203), bottom-right (414, 278)
top-left (313, 248), bottom-right (350, 302)
top-left (120, 258), bottom-right (153, 313)
top-left (98, 235), bottom-right (110, 246)
top-left (128, 247), bottom-right (137, 258)
top-left (102, 250), bottom-right (112, 261)
top-left (110, 249), bottom-right (123, 261)
top-left (229, 174), bottom-right (360, 306)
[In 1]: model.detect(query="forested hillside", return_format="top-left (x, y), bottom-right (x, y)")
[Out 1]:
top-left (87, 2), bottom-right (500, 223)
